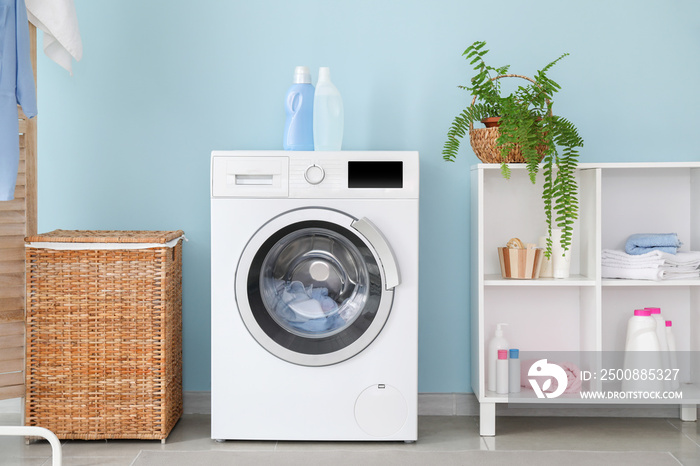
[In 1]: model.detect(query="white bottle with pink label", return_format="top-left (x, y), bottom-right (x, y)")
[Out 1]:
top-left (621, 309), bottom-right (664, 393)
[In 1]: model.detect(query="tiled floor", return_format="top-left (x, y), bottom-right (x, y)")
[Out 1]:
top-left (2, 412), bottom-right (700, 465)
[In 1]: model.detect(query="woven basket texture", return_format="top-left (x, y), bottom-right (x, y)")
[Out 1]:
top-left (469, 126), bottom-right (532, 163)
top-left (25, 229), bottom-right (184, 244)
top-left (24, 230), bottom-right (183, 440)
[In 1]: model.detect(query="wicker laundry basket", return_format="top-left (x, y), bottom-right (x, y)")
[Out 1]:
top-left (24, 230), bottom-right (184, 441)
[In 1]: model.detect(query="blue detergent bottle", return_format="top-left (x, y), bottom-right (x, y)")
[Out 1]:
top-left (283, 66), bottom-right (315, 150)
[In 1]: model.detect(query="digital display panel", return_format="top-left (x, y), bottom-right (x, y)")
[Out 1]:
top-left (348, 161), bottom-right (403, 189)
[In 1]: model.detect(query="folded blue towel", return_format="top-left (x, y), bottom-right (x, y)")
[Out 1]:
top-left (625, 233), bottom-right (681, 255)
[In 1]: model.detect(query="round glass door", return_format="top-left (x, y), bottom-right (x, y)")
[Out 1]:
top-left (235, 208), bottom-right (397, 366)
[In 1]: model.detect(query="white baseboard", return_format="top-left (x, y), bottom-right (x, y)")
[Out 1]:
top-left (183, 391), bottom-right (693, 418)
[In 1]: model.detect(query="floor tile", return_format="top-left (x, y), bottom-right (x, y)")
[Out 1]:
top-left (0, 459), bottom-right (48, 466)
top-left (53, 458), bottom-right (135, 466)
top-left (130, 449), bottom-right (682, 466)
top-left (0, 412), bottom-right (62, 461)
top-left (412, 415), bottom-right (482, 451)
top-left (483, 415), bottom-right (700, 464)
top-left (3, 413), bottom-right (700, 465)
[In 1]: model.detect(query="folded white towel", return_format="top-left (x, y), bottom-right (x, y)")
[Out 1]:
top-left (602, 253), bottom-right (700, 280)
top-left (661, 270), bottom-right (700, 280)
top-left (661, 265), bottom-right (700, 273)
top-left (602, 249), bottom-right (664, 262)
top-left (602, 266), bottom-right (663, 281)
top-left (26, 0), bottom-right (83, 75)
top-left (662, 251), bottom-right (700, 267)
top-left (601, 257), bottom-right (665, 269)
top-left (602, 249), bottom-right (700, 269)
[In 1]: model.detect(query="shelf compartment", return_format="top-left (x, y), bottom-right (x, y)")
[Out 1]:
top-left (483, 287), bottom-right (593, 353)
top-left (601, 167), bottom-right (697, 252)
top-left (602, 287), bottom-right (692, 353)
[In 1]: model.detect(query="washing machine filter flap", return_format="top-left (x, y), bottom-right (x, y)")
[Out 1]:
top-left (235, 208), bottom-right (398, 366)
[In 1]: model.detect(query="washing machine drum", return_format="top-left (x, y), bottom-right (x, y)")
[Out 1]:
top-left (235, 208), bottom-right (399, 366)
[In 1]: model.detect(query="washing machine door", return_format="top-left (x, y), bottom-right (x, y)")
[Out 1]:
top-left (235, 207), bottom-right (400, 366)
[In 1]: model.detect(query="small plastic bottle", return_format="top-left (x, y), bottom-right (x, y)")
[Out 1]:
top-left (508, 349), bottom-right (521, 393)
top-left (496, 349), bottom-right (509, 395)
top-left (487, 323), bottom-right (508, 392)
top-left (666, 320), bottom-right (680, 390)
top-left (313, 67), bottom-right (344, 151)
top-left (283, 66), bottom-right (314, 151)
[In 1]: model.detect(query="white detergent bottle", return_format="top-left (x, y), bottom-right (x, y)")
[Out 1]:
top-left (313, 67), bottom-right (344, 151)
top-left (645, 307), bottom-right (671, 390)
top-left (621, 309), bottom-right (664, 392)
top-left (487, 323), bottom-right (509, 393)
top-left (665, 320), bottom-right (680, 390)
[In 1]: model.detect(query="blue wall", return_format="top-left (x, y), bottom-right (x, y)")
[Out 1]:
top-left (36, 1), bottom-right (700, 392)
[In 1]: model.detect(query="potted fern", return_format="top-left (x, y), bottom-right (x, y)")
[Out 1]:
top-left (443, 41), bottom-right (584, 258)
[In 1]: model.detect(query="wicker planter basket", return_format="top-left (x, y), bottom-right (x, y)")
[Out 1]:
top-left (469, 126), bottom-right (534, 163)
top-left (498, 246), bottom-right (544, 279)
top-left (469, 74), bottom-right (548, 164)
top-left (24, 230), bottom-right (184, 441)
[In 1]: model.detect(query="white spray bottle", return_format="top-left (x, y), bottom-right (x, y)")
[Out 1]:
top-left (488, 323), bottom-right (509, 393)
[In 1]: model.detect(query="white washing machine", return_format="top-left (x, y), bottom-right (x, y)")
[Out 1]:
top-left (210, 150), bottom-right (418, 441)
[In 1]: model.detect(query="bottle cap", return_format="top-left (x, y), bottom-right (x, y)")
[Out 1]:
top-left (645, 307), bottom-right (661, 314)
top-left (666, 320), bottom-right (672, 327)
top-left (509, 349), bottom-right (519, 359)
top-left (318, 66), bottom-right (331, 82)
top-left (498, 349), bottom-right (508, 360)
top-left (293, 66), bottom-right (311, 84)
top-left (634, 309), bottom-right (652, 316)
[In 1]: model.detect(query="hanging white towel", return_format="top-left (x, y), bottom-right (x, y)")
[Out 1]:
top-left (25, 0), bottom-right (82, 74)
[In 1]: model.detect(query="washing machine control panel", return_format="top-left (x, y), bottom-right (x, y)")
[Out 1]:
top-left (212, 151), bottom-right (419, 199)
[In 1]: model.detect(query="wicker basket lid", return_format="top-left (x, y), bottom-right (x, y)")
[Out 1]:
top-left (25, 229), bottom-right (185, 244)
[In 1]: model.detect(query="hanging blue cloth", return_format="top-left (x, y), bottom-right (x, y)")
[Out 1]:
top-left (0, 0), bottom-right (37, 201)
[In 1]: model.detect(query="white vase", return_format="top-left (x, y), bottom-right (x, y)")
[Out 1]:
top-left (551, 229), bottom-right (571, 279)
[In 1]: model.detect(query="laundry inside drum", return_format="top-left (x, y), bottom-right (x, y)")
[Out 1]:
top-left (259, 227), bottom-right (370, 337)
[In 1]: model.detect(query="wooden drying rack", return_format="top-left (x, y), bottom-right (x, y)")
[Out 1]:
top-left (0, 23), bottom-right (38, 402)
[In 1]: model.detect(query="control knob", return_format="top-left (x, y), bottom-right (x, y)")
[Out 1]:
top-left (304, 164), bottom-right (325, 185)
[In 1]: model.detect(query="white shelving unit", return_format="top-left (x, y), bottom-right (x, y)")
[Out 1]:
top-left (471, 162), bottom-right (700, 436)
